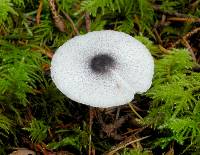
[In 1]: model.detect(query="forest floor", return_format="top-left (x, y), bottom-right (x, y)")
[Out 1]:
top-left (0, 0), bottom-right (200, 155)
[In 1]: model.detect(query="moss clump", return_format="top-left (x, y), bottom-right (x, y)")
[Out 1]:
top-left (0, 0), bottom-right (200, 154)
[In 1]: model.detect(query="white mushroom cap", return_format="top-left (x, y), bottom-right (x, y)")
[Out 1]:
top-left (51, 30), bottom-right (154, 108)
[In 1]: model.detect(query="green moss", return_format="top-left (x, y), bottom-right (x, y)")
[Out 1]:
top-left (0, 0), bottom-right (199, 154)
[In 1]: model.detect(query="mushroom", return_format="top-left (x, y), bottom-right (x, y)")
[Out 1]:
top-left (51, 30), bottom-right (154, 108)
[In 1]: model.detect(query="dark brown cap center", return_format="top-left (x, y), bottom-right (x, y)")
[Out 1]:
top-left (89, 54), bottom-right (116, 74)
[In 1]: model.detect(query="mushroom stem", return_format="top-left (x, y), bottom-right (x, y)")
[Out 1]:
top-left (88, 107), bottom-right (95, 155)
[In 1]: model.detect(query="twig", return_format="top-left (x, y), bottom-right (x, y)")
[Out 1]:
top-left (171, 27), bottom-right (200, 61)
top-left (183, 27), bottom-right (200, 39)
top-left (152, 5), bottom-right (190, 18)
top-left (158, 45), bottom-right (170, 54)
top-left (153, 28), bottom-right (163, 44)
top-left (32, 89), bottom-right (43, 94)
top-left (167, 17), bottom-right (200, 23)
top-left (48, 0), bottom-right (67, 32)
top-left (44, 51), bottom-right (53, 59)
top-left (36, 0), bottom-right (43, 25)
top-left (189, 0), bottom-right (200, 9)
top-left (85, 12), bottom-right (91, 32)
top-left (128, 103), bottom-right (143, 121)
top-left (181, 38), bottom-right (196, 61)
top-left (121, 126), bottom-right (147, 136)
top-left (31, 45), bottom-right (54, 59)
top-left (62, 11), bottom-right (80, 35)
top-left (170, 39), bottom-right (181, 49)
top-left (89, 107), bottom-right (95, 155)
top-left (105, 135), bottom-right (150, 155)
top-left (44, 46), bottom-right (54, 59)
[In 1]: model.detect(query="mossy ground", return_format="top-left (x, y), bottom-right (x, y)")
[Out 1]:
top-left (0, 0), bottom-right (200, 154)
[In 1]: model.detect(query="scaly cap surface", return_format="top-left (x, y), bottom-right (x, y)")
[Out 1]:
top-left (51, 30), bottom-right (154, 108)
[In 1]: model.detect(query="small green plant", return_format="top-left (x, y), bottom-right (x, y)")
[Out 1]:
top-left (145, 49), bottom-right (200, 152)
top-left (24, 118), bottom-right (49, 143)
top-left (0, 40), bottom-right (46, 126)
top-left (0, 114), bottom-right (13, 144)
top-left (0, 41), bottom-right (44, 106)
top-left (47, 124), bottom-right (89, 152)
top-left (0, 0), bottom-right (18, 24)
